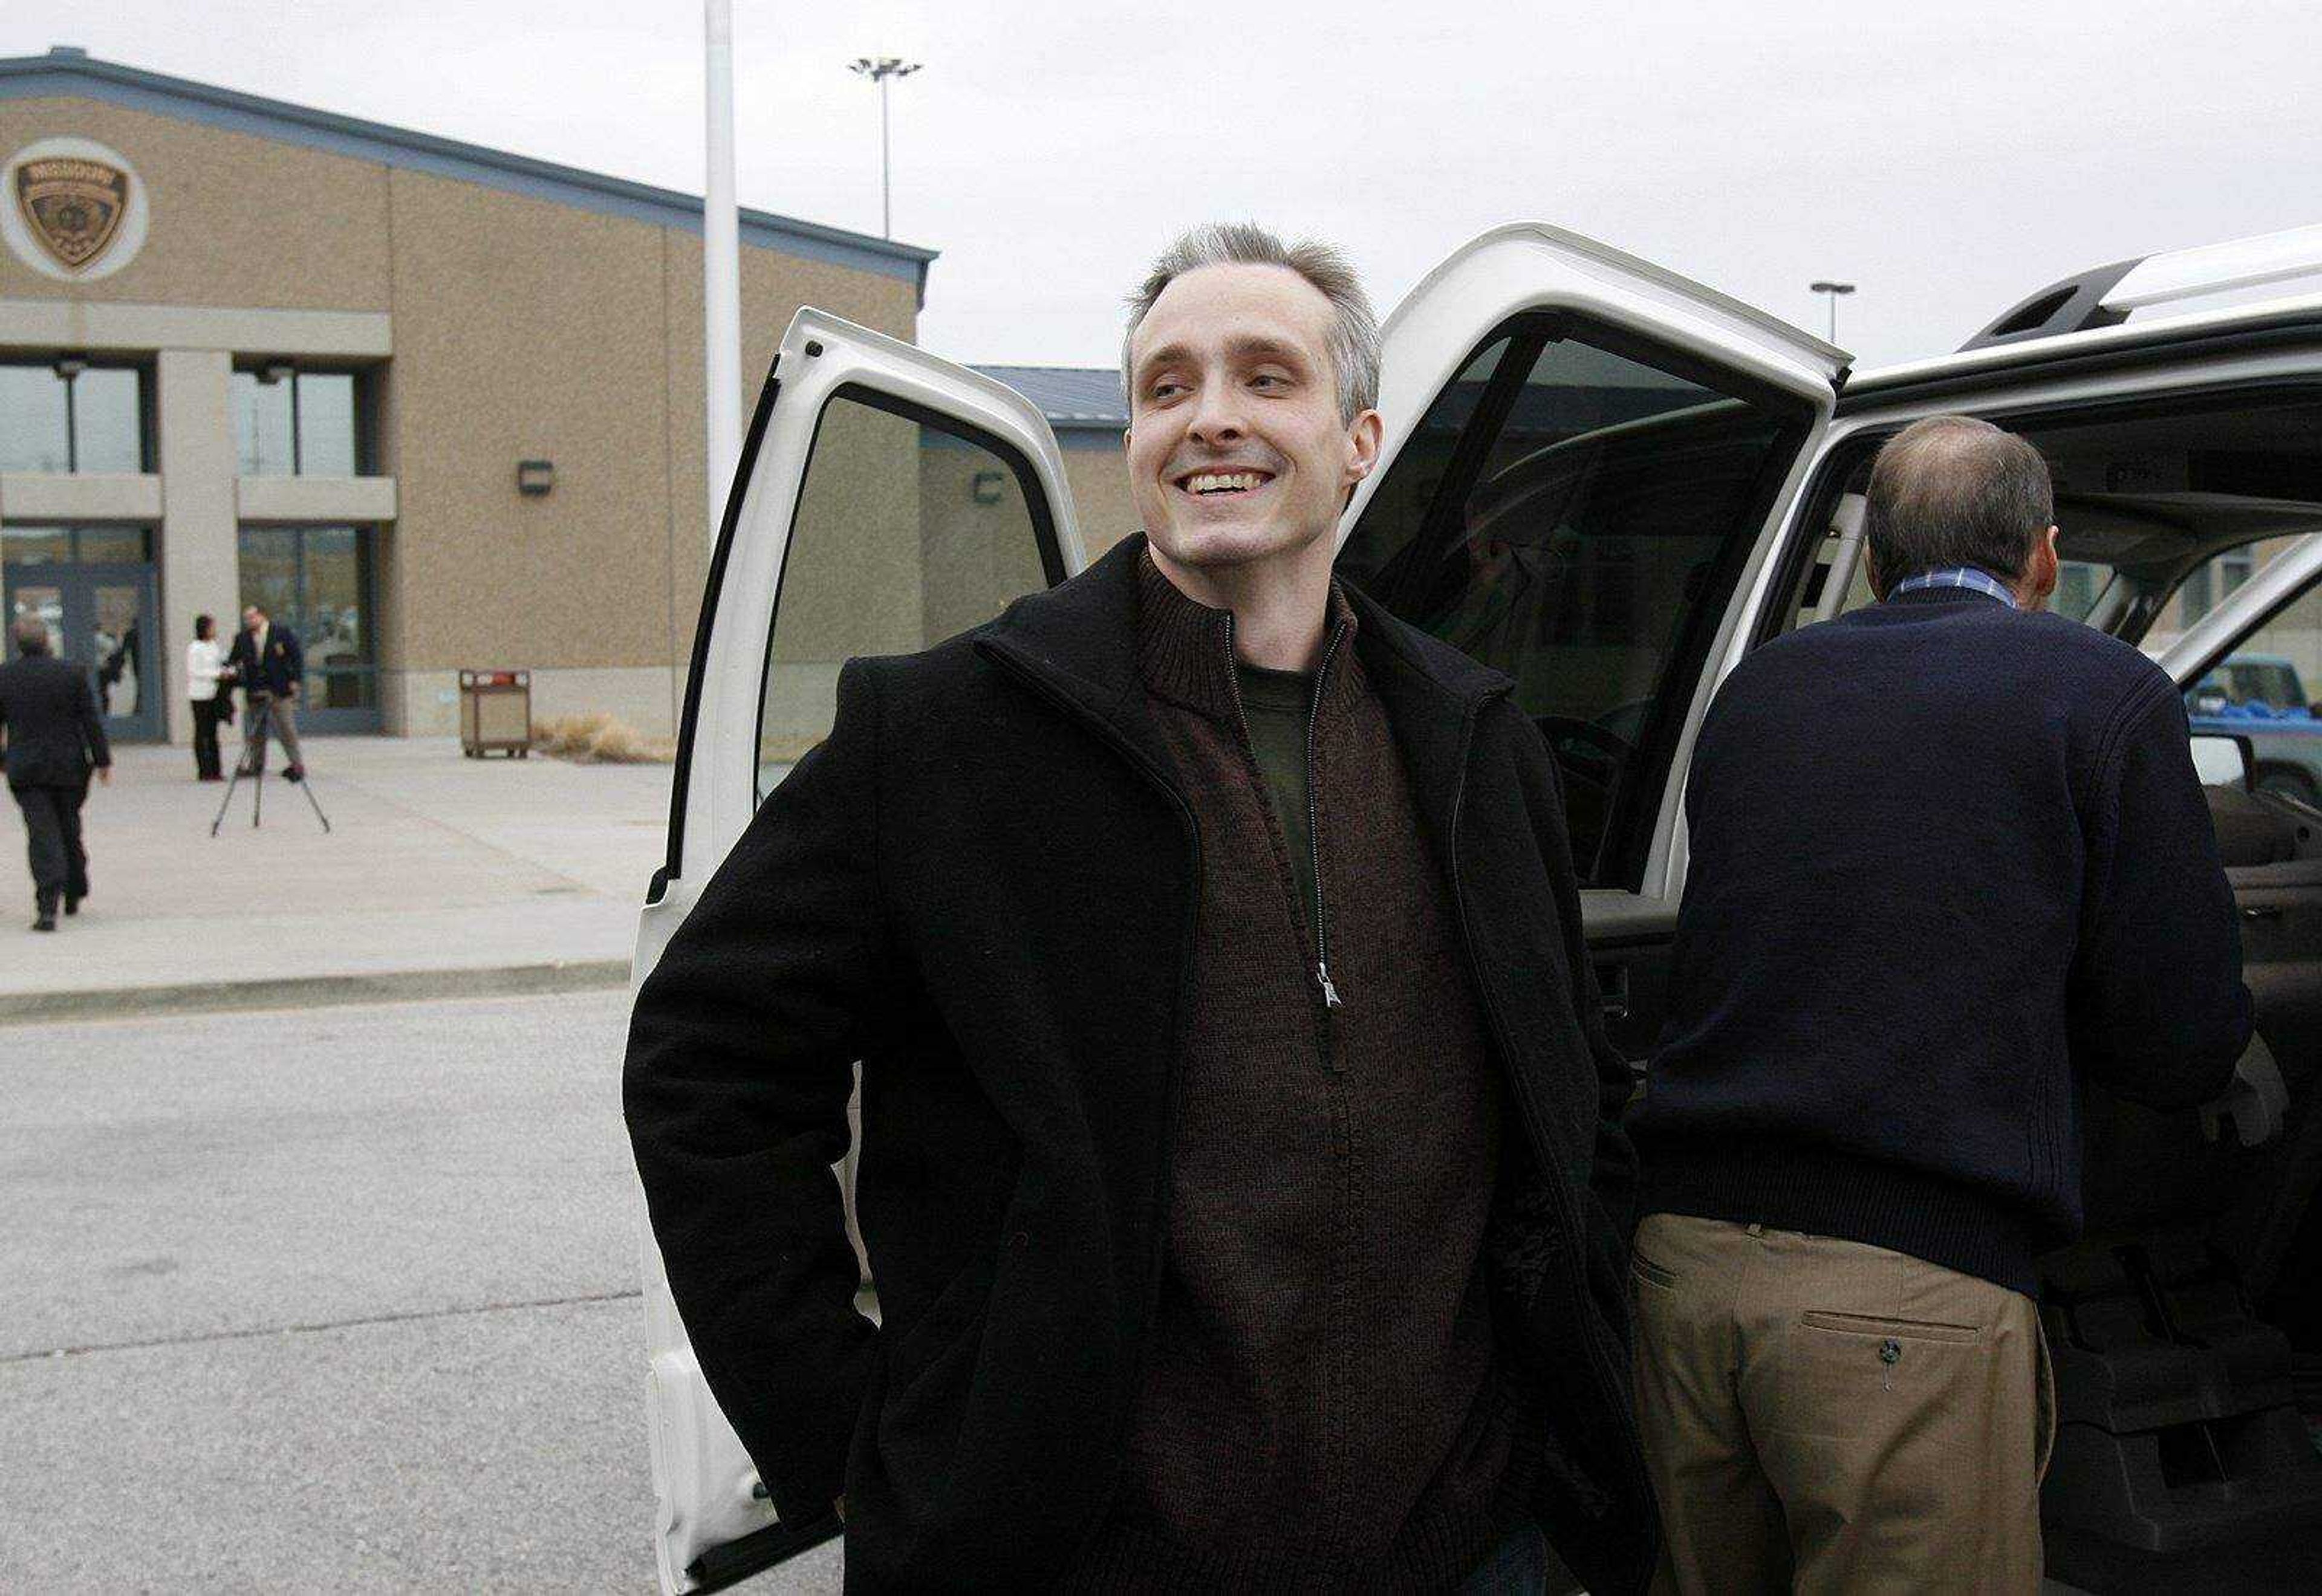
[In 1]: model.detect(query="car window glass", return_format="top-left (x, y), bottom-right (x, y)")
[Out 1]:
top-left (1336, 322), bottom-right (1807, 889)
top-left (755, 389), bottom-right (1053, 802)
top-left (2177, 560), bottom-right (2322, 805)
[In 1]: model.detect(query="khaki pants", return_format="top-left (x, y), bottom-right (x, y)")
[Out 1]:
top-left (240, 693), bottom-right (305, 775)
top-left (1631, 1213), bottom-right (2054, 1595)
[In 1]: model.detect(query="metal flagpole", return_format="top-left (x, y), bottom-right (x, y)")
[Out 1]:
top-left (703, 0), bottom-right (743, 550)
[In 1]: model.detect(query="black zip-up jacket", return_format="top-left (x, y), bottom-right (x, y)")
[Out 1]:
top-left (623, 533), bottom-right (1657, 1593)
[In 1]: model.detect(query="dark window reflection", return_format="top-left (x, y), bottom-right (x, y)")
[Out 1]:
top-left (2, 525), bottom-right (71, 565)
top-left (238, 526), bottom-right (301, 621)
top-left (1337, 323), bottom-right (1805, 889)
top-left (76, 526), bottom-right (152, 565)
top-left (235, 524), bottom-right (378, 712)
top-left (91, 583), bottom-right (146, 719)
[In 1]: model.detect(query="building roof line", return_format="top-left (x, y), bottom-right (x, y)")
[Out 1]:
top-left (970, 364), bottom-right (1127, 429)
top-left (1, 46), bottom-right (937, 304)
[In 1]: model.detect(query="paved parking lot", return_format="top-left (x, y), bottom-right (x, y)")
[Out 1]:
top-left (0, 988), bottom-right (839, 1593)
top-left (0, 738), bottom-right (672, 1011)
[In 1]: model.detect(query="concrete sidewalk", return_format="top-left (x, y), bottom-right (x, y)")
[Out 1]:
top-left (0, 737), bottom-right (691, 1021)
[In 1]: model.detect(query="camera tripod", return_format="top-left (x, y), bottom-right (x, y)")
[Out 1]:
top-left (209, 695), bottom-right (332, 835)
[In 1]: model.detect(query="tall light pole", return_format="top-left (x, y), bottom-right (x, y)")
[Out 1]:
top-left (848, 56), bottom-right (920, 240)
top-left (703, 0), bottom-right (741, 551)
top-left (1809, 279), bottom-right (1856, 345)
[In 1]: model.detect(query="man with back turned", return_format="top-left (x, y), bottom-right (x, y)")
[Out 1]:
top-left (1629, 414), bottom-right (2253, 1590)
top-left (0, 613), bottom-right (112, 931)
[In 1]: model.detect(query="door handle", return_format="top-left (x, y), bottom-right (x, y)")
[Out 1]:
top-left (2242, 904), bottom-right (2285, 921)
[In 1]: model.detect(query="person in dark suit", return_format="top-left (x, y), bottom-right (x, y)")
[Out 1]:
top-left (224, 603), bottom-right (307, 781)
top-left (0, 614), bottom-right (112, 932)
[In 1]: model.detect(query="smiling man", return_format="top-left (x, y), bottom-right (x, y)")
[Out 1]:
top-left (625, 224), bottom-right (1656, 1592)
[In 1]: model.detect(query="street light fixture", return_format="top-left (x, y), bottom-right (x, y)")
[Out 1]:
top-left (848, 56), bottom-right (922, 241)
top-left (1809, 279), bottom-right (1857, 345)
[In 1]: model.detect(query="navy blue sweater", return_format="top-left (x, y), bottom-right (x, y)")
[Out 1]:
top-left (1634, 587), bottom-right (2252, 1293)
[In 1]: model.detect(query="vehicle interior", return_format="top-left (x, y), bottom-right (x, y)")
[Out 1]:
top-left (1339, 354), bottom-right (2322, 1588)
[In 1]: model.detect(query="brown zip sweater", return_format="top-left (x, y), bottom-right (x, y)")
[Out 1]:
top-left (1068, 554), bottom-right (1514, 1590)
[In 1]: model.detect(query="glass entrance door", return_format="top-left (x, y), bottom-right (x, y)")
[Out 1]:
top-left (82, 565), bottom-right (161, 742)
top-left (3, 562), bottom-right (163, 743)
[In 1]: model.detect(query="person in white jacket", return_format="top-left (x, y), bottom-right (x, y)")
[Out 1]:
top-left (184, 614), bottom-right (230, 782)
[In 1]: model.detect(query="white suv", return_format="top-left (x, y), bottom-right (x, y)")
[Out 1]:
top-left (633, 222), bottom-right (2322, 1592)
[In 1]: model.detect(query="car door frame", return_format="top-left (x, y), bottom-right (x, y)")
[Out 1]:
top-left (1328, 223), bottom-right (1844, 1060)
top-left (632, 307), bottom-right (1083, 1596)
top-left (1338, 223), bottom-right (1846, 952)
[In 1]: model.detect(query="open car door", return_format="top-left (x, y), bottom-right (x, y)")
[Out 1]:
top-left (631, 309), bottom-right (1082, 1594)
top-left (2019, 533), bottom-right (2322, 1591)
top-left (1333, 222), bottom-right (1845, 1058)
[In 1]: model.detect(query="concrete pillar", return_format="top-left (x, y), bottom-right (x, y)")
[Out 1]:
top-left (156, 349), bottom-right (236, 745)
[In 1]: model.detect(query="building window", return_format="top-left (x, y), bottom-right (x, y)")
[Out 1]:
top-left (2179, 545), bottom-right (2259, 628)
top-left (0, 360), bottom-right (149, 473)
top-left (236, 525), bottom-right (380, 720)
top-left (2, 525), bottom-right (160, 730)
top-left (1, 524), bottom-right (154, 565)
top-left (233, 366), bottom-right (368, 476)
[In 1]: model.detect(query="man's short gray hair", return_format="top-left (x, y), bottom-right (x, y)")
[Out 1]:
top-left (10, 614), bottom-right (50, 656)
top-left (1122, 223), bottom-right (1381, 425)
top-left (1866, 414), bottom-right (2055, 586)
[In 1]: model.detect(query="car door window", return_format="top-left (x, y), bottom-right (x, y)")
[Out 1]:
top-left (2177, 561), bottom-right (2322, 806)
top-left (756, 387), bottom-right (1056, 799)
top-left (1336, 318), bottom-right (1812, 889)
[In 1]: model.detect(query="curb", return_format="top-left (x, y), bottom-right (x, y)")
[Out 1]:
top-left (0, 959), bottom-right (633, 1027)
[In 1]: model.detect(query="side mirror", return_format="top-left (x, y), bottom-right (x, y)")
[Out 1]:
top-left (2190, 732), bottom-right (2255, 791)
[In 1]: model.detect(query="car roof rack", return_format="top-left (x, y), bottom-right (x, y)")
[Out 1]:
top-left (1960, 222), bottom-right (2322, 351)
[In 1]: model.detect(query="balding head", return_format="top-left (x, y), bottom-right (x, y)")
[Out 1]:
top-left (1865, 415), bottom-right (2055, 597)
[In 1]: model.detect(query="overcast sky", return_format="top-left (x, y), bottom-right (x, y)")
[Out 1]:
top-left (8, 1), bottom-right (2318, 374)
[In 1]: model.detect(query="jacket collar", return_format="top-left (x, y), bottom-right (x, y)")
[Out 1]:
top-left (1132, 546), bottom-right (1370, 727)
top-left (977, 532), bottom-right (1514, 813)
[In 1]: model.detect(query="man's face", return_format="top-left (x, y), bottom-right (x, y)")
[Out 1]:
top-left (1124, 263), bottom-right (1379, 575)
top-left (244, 608), bottom-right (264, 634)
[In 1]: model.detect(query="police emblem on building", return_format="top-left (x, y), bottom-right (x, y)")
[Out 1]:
top-left (2, 136), bottom-right (149, 281)
top-left (16, 154), bottom-right (128, 268)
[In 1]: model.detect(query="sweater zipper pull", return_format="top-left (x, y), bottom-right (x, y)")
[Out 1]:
top-left (1316, 961), bottom-right (1342, 1009)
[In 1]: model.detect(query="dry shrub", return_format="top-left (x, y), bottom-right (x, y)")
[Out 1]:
top-left (531, 712), bottom-right (675, 764)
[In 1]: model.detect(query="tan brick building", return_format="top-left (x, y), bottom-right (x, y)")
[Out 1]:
top-left (0, 44), bottom-right (935, 742)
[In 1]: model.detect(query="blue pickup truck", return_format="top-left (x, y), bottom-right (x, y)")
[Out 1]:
top-left (2187, 654), bottom-right (2322, 804)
